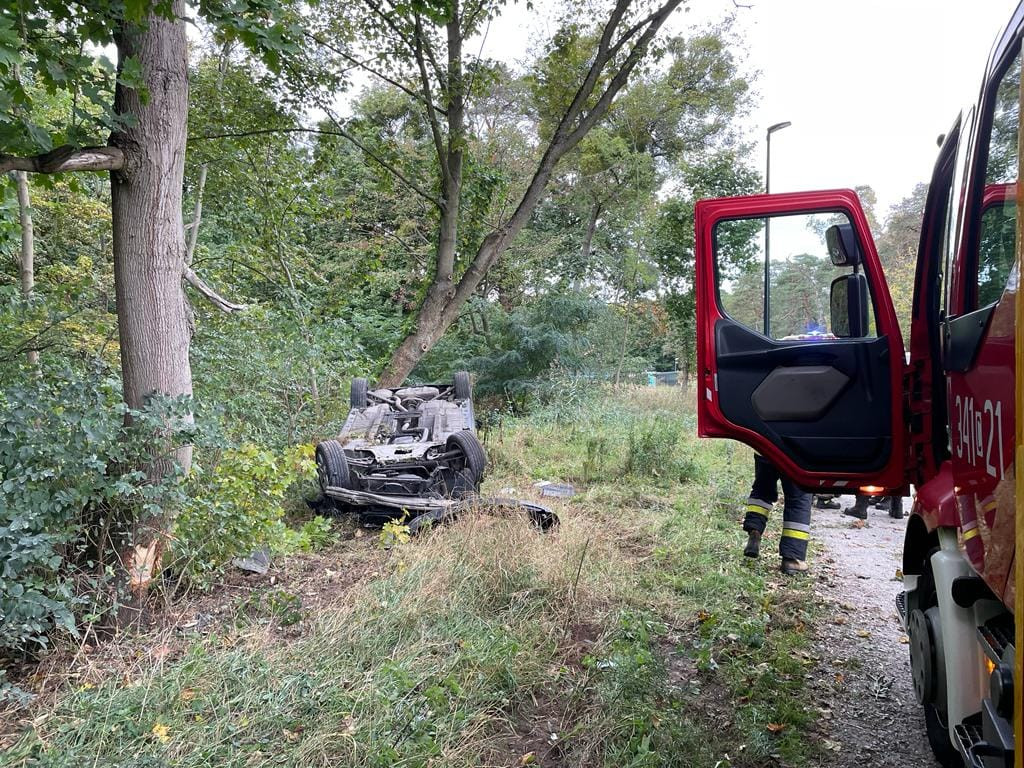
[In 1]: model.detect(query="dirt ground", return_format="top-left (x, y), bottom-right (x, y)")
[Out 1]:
top-left (808, 495), bottom-right (938, 768)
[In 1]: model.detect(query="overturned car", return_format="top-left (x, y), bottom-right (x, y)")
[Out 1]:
top-left (314, 372), bottom-right (487, 521)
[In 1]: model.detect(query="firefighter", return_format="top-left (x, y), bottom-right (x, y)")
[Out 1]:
top-left (742, 454), bottom-right (812, 574)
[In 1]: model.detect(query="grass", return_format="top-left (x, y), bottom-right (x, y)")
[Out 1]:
top-left (4, 387), bottom-right (824, 767)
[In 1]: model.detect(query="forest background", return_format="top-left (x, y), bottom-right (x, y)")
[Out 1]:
top-left (0, 0), bottom-right (923, 662)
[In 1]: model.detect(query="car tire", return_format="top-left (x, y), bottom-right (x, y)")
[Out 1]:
top-left (315, 439), bottom-right (351, 491)
top-left (350, 378), bottom-right (368, 409)
top-left (436, 467), bottom-right (476, 499)
top-left (453, 370), bottom-right (472, 400)
top-left (446, 430), bottom-right (486, 482)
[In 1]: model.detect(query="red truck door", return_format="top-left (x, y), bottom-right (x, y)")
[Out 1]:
top-left (695, 189), bottom-right (907, 491)
top-left (942, 45), bottom-right (1021, 604)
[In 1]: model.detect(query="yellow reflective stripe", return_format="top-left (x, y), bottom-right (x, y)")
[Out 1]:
top-left (745, 504), bottom-right (769, 517)
top-left (962, 527), bottom-right (981, 541)
top-left (781, 529), bottom-right (810, 540)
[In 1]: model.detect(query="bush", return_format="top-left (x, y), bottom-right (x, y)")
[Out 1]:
top-left (170, 443), bottom-right (319, 589)
top-left (0, 365), bottom-right (191, 655)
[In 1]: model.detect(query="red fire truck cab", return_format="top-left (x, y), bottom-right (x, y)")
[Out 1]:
top-left (694, 8), bottom-right (1023, 768)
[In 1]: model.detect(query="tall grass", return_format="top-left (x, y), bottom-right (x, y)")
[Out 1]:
top-left (6, 386), bottom-right (823, 767)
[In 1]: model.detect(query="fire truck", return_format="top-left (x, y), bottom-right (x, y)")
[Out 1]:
top-left (693, 7), bottom-right (1024, 768)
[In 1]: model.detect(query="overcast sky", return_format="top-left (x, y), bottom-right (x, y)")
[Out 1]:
top-left (471, 0), bottom-right (1019, 219)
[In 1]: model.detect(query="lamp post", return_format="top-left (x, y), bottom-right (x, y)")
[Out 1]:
top-left (763, 120), bottom-right (791, 337)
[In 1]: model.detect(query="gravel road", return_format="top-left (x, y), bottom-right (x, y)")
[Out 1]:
top-left (807, 496), bottom-right (940, 768)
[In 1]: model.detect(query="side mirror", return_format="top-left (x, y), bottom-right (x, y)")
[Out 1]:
top-left (830, 273), bottom-right (870, 337)
top-left (825, 222), bottom-right (863, 267)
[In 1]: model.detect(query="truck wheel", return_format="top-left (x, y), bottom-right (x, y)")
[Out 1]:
top-left (315, 440), bottom-right (351, 491)
top-left (446, 430), bottom-right (486, 482)
top-left (453, 371), bottom-right (472, 400)
top-left (350, 378), bottom-right (368, 409)
top-left (908, 562), bottom-right (963, 768)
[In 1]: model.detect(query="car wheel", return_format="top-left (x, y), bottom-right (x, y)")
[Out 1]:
top-left (436, 467), bottom-right (476, 499)
top-left (446, 430), bottom-right (486, 482)
top-left (350, 378), bottom-right (368, 409)
top-left (315, 439), bottom-right (351, 491)
top-left (453, 371), bottom-right (472, 400)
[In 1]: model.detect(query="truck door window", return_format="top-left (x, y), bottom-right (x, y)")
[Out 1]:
top-left (944, 108), bottom-right (975, 320)
top-left (971, 51), bottom-right (1020, 311)
top-left (715, 211), bottom-right (877, 341)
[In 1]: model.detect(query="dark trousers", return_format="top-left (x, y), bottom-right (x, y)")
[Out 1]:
top-left (743, 454), bottom-right (812, 560)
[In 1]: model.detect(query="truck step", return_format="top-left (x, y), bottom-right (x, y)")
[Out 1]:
top-left (976, 614), bottom-right (1014, 663)
top-left (895, 590), bottom-right (907, 626)
top-left (954, 713), bottom-right (986, 768)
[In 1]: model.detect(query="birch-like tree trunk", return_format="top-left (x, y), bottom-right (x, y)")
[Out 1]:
top-left (13, 170), bottom-right (37, 365)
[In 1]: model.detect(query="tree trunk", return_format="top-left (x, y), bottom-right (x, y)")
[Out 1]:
top-left (581, 201), bottom-right (601, 265)
top-left (375, 0), bottom-right (683, 386)
top-left (614, 299), bottom-right (631, 387)
top-left (14, 171), bottom-right (37, 366)
top-left (109, 1), bottom-right (192, 595)
top-left (185, 163), bottom-right (207, 266)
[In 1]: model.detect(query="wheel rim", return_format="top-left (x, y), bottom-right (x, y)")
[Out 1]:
top-left (315, 451), bottom-right (330, 489)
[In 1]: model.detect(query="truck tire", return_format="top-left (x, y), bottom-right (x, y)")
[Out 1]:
top-left (908, 560), bottom-right (964, 768)
top-left (453, 370), bottom-right (472, 400)
top-left (350, 378), bottom-right (368, 409)
top-left (446, 430), bottom-right (486, 483)
top-left (315, 439), bottom-right (351, 491)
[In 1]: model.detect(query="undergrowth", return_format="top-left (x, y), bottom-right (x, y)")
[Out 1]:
top-left (4, 386), bottom-right (823, 767)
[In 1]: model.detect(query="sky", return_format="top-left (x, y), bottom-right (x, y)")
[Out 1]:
top-left (469, 0), bottom-right (1020, 219)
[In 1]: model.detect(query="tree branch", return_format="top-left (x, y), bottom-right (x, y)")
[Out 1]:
top-left (606, 7), bottom-right (662, 59)
top-left (192, 125), bottom-right (442, 208)
top-left (0, 145), bottom-right (125, 174)
top-left (414, 13), bottom-right (449, 179)
top-left (305, 31), bottom-right (448, 116)
top-left (192, 254), bottom-right (284, 289)
top-left (446, 0), bottom-right (682, 307)
top-left (566, 0), bottom-right (683, 147)
top-left (183, 267), bottom-right (248, 313)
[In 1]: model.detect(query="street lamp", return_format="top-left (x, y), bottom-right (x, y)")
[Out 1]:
top-left (763, 120), bottom-right (791, 336)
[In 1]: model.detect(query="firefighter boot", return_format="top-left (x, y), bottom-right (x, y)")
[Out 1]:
top-left (780, 558), bottom-right (809, 575)
top-left (814, 494), bottom-right (840, 510)
top-left (843, 495), bottom-right (869, 520)
top-left (887, 496), bottom-right (904, 519)
top-left (743, 529), bottom-right (762, 558)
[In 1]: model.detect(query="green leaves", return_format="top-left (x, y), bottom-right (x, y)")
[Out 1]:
top-left (0, 364), bottom-right (191, 654)
top-left (124, 0), bottom-right (152, 23)
top-left (197, 0), bottom-right (307, 74)
top-left (170, 443), bottom-right (317, 588)
top-left (0, 2), bottom-right (128, 156)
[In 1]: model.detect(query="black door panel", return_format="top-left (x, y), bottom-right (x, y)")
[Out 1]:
top-left (751, 365), bottom-right (851, 421)
top-left (715, 318), bottom-right (893, 473)
top-left (941, 303), bottom-right (997, 372)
